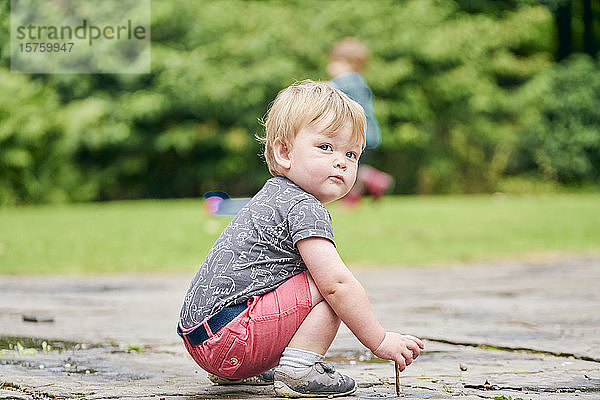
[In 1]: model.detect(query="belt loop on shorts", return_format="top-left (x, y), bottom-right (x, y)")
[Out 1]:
top-left (177, 302), bottom-right (247, 347)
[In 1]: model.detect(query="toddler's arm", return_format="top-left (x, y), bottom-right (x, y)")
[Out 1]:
top-left (297, 237), bottom-right (424, 370)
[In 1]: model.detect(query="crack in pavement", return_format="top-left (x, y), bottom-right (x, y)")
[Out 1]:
top-left (1, 382), bottom-right (57, 400)
top-left (422, 337), bottom-right (600, 363)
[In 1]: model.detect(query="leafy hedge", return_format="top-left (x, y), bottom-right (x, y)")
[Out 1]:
top-left (0, 0), bottom-right (599, 204)
top-left (508, 54), bottom-right (600, 184)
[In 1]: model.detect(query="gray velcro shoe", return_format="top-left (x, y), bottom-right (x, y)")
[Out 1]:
top-left (273, 362), bottom-right (356, 398)
top-left (208, 368), bottom-right (275, 385)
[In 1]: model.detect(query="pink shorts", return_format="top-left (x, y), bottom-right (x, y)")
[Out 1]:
top-left (181, 271), bottom-right (312, 379)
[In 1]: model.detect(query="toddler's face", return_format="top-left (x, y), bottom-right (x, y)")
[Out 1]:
top-left (284, 121), bottom-right (362, 203)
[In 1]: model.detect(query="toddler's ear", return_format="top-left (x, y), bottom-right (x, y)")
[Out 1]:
top-left (273, 138), bottom-right (292, 170)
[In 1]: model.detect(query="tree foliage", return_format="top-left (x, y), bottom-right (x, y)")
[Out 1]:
top-left (0, 0), bottom-right (598, 204)
top-left (509, 54), bottom-right (600, 183)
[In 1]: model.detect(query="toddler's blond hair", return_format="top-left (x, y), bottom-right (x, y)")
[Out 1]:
top-left (261, 80), bottom-right (366, 176)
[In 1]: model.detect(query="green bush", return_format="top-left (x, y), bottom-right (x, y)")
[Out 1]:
top-left (369, 3), bottom-right (555, 193)
top-left (0, 69), bottom-right (95, 204)
top-left (0, 0), bottom-right (596, 204)
top-left (509, 54), bottom-right (600, 185)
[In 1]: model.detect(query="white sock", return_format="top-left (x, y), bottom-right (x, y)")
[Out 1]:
top-left (277, 347), bottom-right (324, 370)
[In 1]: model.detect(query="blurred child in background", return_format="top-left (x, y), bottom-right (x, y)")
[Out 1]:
top-left (328, 37), bottom-right (393, 204)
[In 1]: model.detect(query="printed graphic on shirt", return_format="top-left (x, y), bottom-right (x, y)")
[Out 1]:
top-left (180, 177), bottom-right (334, 329)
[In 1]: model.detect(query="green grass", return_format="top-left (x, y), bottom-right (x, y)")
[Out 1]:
top-left (1, 194), bottom-right (599, 274)
top-left (332, 193), bottom-right (600, 266)
top-left (0, 200), bottom-right (229, 274)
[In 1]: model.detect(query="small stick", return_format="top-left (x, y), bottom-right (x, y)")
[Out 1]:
top-left (394, 362), bottom-right (400, 396)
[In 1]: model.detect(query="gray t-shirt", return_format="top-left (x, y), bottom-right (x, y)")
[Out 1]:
top-left (179, 176), bottom-right (335, 329)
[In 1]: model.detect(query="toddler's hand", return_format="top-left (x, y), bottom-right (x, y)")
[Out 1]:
top-left (372, 332), bottom-right (424, 371)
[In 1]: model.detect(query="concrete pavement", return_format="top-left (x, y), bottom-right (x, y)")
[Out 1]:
top-left (1, 256), bottom-right (599, 399)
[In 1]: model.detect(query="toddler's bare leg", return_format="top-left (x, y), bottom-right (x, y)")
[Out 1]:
top-left (274, 274), bottom-right (355, 397)
top-left (286, 273), bottom-right (340, 355)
